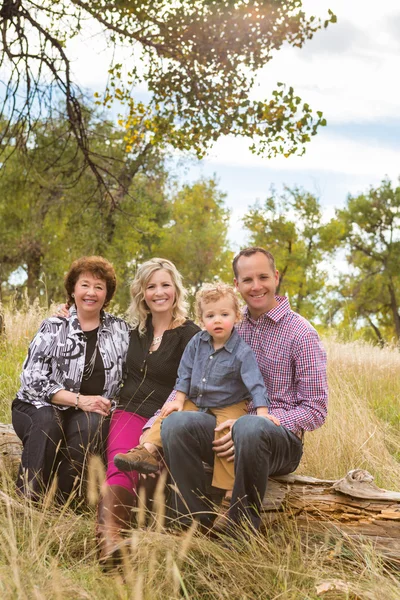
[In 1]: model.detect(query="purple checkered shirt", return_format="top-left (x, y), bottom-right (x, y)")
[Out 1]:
top-left (145, 296), bottom-right (328, 435)
top-left (236, 296), bottom-right (328, 434)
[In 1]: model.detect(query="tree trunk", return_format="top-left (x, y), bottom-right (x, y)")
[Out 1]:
top-left (366, 315), bottom-right (385, 347)
top-left (388, 279), bottom-right (400, 341)
top-left (25, 241), bottom-right (43, 302)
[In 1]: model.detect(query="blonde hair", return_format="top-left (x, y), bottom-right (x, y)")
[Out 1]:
top-left (195, 283), bottom-right (242, 323)
top-left (128, 258), bottom-right (188, 335)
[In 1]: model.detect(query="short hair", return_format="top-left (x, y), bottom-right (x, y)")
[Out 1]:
top-left (128, 258), bottom-right (188, 335)
top-left (64, 256), bottom-right (117, 308)
top-left (232, 247), bottom-right (276, 279)
top-left (195, 283), bottom-right (242, 323)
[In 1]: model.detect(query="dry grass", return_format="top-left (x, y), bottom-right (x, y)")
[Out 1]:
top-left (0, 305), bottom-right (400, 598)
top-left (300, 338), bottom-right (400, 490)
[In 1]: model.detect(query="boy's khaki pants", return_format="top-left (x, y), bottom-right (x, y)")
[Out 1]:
top-left (142, 399), bottom-right (248, 490)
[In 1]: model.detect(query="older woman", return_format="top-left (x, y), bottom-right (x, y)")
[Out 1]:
top-left (12, 256), bottom-right (130, 503)
top-left (97, 258), bottom-right (199, 566)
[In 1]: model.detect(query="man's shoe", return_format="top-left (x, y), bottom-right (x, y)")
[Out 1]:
top-left (114, 445), bottom-right (159, 474)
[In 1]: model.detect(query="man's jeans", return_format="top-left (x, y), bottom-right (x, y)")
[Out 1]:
top-left (161, 412), bottom-right (303, 529)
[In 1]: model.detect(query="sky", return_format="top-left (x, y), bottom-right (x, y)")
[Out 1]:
top-left (69, 0), bottom-right (400, 252)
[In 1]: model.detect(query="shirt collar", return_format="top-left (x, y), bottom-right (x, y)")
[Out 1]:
top-left (242, 295), bottom-right (291, 325)
top-left (68, 305), bottom-right (109, 335)
top-left (199, 327), bottom-right (239, 353)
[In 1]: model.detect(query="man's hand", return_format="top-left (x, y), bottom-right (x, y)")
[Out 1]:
top-left (160, 399), bottom-right (184, 417)
top-left (212, 419), bottom-right (237, 462)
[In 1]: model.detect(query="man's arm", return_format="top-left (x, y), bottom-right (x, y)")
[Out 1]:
top-left (272, 330), bottom-right (328, 432)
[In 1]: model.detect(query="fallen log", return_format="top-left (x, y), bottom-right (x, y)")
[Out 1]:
top-left (2, 422), bottom-right (400, 562)
top-left (263, 470), bottom-right (400, 563)
top-left (0, 422), bottom-right (22, 473)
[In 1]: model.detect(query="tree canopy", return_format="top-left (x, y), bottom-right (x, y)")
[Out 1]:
top-left (330, 179), bottom-right (400, 343)
top-left (1, 1), bottom-right (335, 196)
top-left (157, 177), bottom-right (233, 303)
top-left (0, 111), bottom-right (234, 310)
top-left (243, 186), bottom-right (334, 319)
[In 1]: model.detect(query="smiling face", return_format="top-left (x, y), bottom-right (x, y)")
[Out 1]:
top-left (73, 272), bottom-right (107, 319)
top-left (144, 269), bottom-right (176, 317)
top-left (201, 296), bottom-right (238, 347)
top-left (234, 252), bottom-right (279, 319)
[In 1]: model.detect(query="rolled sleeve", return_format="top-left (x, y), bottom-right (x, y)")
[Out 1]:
top-left (240, 347), bottom-right (270, 409)
top-left (143, 389), bottom-right (177, 430)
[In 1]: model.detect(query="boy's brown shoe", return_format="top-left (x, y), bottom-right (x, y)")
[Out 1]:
top-left (114, 445), bottom-right (159, 474)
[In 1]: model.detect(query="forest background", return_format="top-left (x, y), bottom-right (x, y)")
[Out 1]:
top-left (1, 0), bottom-right (400, 347)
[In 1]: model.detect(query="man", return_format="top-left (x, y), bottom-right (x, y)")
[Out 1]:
top-left (161, 247), bottom-right (328, 531)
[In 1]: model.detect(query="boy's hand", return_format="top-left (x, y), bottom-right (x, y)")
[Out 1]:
top-left (160, 399), bottom-right (184, 417)
top-left (256, 407), bottom-right (280, 426)
top-left (256, 407), bottom-right (270, 418)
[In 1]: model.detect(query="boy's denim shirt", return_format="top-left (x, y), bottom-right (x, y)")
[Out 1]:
top-left (174, 327), bottom-right (270, 409)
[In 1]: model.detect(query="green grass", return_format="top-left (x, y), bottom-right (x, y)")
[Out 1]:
top-left (0, 306), bottom-right (400, 598)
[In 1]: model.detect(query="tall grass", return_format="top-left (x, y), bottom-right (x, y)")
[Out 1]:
top-left (299, 338), bottom-right (400, 489)
top-left (0, 304), bottom-right (399, 598)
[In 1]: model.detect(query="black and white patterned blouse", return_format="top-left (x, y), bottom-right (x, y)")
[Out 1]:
top-left (15, 306), bottom-right (130, 410)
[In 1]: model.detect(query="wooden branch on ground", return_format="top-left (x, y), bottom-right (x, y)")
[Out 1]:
top-left (2, 422), bottom-right (400, 561)
top-left (264, 470), bottom-right (400, 563)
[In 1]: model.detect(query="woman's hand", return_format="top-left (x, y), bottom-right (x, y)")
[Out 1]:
top-left (54, 303), bottom-right (69, 318)
top-left (78, 395), bottom-right (111, 416)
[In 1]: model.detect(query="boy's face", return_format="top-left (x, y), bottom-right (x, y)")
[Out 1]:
top-left (201, 296), bottom-right (237, 346)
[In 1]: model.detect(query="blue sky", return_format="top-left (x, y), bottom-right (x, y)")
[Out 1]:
top-left (69, 0), bottom-right (400, 253)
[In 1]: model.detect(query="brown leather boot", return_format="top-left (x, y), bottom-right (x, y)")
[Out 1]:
top-left (96, 485), bottom-right (135, 569)
top-left (114, 445), bottom-right (159, 474)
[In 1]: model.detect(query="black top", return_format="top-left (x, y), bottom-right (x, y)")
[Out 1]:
top-left (117, 318), bottom-right (200, 419)
top-left (79, 327), bottom-right (105, 396)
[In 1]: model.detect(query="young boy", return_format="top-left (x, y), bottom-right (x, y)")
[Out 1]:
top-left (114, 283), bottom-right (274, 492)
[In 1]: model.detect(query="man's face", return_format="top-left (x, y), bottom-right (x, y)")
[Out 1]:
top-left (234, 252), bottom-right (279, 319)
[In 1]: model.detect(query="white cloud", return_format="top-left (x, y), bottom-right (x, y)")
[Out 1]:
top-left (205, 131), bottom-right (399, 179)
top-left (251, 3), bottom-right (400, 125)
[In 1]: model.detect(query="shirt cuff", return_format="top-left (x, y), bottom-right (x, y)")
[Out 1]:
top-left (47, 383), bottom-right (64, 403)
top-left (174, 382), bottom-right (190, 395)
top-left (251, 393), bottom-right (270, 409)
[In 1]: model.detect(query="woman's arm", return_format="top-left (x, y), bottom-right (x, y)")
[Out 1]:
top-left (51, 390), bottom-right (111, 416)
top-left (18, 319), bottom-right (65, 404)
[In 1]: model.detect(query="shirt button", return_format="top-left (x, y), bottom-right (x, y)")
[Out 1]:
top-left (209, 356), bottom-right (213, 360)
top-left (199, 394), bottom-right (203, 397)
top-left (202, 378), bottom-right (206, 382)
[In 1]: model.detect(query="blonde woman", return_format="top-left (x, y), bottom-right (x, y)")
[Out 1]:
top-left (97, 258), bottom-right (199, 566)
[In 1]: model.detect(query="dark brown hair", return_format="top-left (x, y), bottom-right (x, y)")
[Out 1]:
top-left (64, 256), bottom-right (117, 308)
top-left (232, 247), bottom-right (276, 279)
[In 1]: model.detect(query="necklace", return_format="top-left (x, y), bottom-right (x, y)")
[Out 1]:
top-left (83, 330), bottom-right (99, 380)
top-left (150, 334), bottom-right (163, 347)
